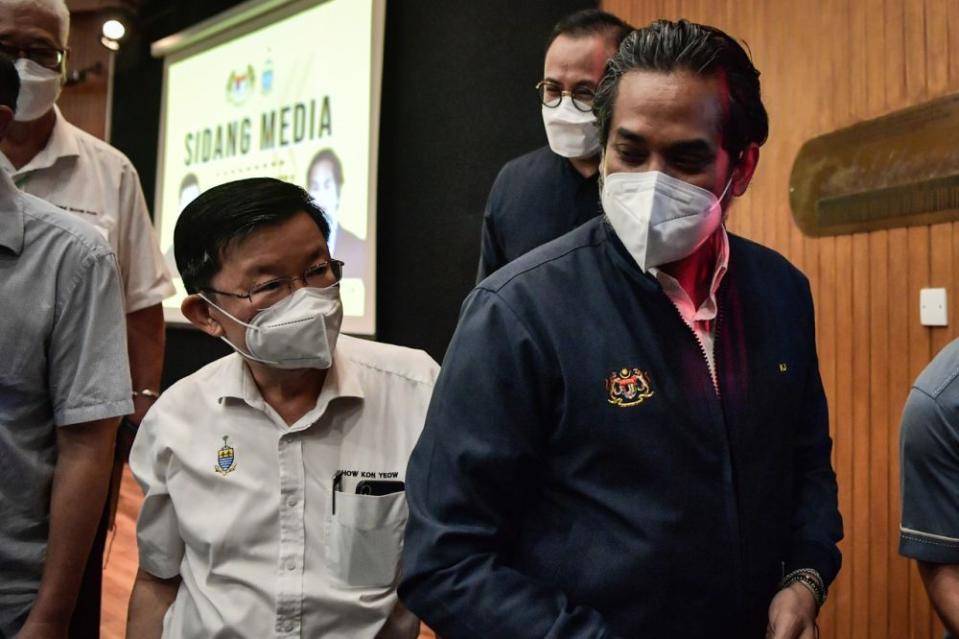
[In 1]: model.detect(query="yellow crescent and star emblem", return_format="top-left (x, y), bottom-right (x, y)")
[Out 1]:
top-left (605, 367), bottom-right (655, 407)
top-left (215, 435), bottom-right (237, 475)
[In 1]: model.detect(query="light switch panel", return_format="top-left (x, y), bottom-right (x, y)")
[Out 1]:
top-left (920, 288), bottom-right (948, 326)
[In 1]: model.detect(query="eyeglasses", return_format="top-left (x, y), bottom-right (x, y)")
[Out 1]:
top-left (536, 80), bottom-right (595, 113)
top-left (0, 41), bottom-right (66, 70)
top-left (203, 259), bottom-right (344, 311)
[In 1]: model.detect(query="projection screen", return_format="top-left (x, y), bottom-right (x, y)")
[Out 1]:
top-left (152, 0), bottom-right (385, 335)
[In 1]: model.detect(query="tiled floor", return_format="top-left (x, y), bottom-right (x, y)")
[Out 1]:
top-left (99, 467), bottom-right (436, 638)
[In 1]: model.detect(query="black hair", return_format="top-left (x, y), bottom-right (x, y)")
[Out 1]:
top-left (174, 177), bottom-right (330, 294)
top-left (306, 148), bottom-right (344, 194)
top-left (0, 53), bottom-right (19, 112)
top-left (594, 19), bottom-right (769, 158)
top-left (547, 9), bottom-right (633, 51)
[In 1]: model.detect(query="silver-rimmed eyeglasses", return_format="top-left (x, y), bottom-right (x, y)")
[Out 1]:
top-left (203, 259), bottom-right (344, 311)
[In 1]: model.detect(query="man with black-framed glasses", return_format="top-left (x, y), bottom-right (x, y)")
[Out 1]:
top-left (0, 0), bottom-right (172, 427)
top-left (476, 9), bottom-right (632, 280)
top-left (126, 177), bottom-right (438, 638)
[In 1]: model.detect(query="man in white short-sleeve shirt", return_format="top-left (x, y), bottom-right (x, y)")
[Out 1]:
top-left (127, 177), bottom-right (438, 638)
top-left (0, 0), bottom-right (174, 430)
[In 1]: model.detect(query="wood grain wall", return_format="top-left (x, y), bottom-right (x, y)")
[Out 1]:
top-left (601, 1), bottom-right (956, 637)
top-left (59, 3), bottom-right (113, 140)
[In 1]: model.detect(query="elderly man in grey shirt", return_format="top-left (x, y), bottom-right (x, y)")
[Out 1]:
top-left (0, 55), bottom-right (132, 637)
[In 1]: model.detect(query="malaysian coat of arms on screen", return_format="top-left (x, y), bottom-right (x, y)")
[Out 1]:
top-left (606, 368), bottom-right (655, 407)
top-left (215, 435), bottom-right (237, 475)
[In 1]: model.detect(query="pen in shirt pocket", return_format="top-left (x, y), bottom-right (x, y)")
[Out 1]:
top-left (332, 470), bottom-right (344, 515)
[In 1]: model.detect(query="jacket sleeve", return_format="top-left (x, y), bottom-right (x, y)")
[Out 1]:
top-left (399, 288), bottom-right (620, 639)
top-left (476, 167), bottom-right (509, 283)
top-left (784, 276), bottom-right (844, 588)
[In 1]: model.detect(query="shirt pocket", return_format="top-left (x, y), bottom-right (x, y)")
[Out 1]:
top-left (325, 490), bottom-right (408, 588)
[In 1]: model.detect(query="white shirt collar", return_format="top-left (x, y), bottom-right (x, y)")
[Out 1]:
top-left (650, 226), bottom-right (730, 323)
top-left (1, 106), bottom-right (81, 177)
top-left (215, 348), bottom-right (366, 416)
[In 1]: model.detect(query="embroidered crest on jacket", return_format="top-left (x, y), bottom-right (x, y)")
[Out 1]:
top-left (606, 368), bottom-right (654, 407)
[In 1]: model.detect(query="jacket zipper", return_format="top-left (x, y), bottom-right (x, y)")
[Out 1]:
top-left (664, 297), bottom-right (720, 397)
top-left (669, 297), bottom-right (748, 623)
top-left (713, 301), bottom-right (749, 627)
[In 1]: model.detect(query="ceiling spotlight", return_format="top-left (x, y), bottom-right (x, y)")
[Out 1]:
top-left (102, 19), bottom-right (126, 41)
top-left (100, 18), bottom-right (127, 51)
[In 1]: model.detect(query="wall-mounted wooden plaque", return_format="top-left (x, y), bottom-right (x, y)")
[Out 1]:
top-left (789, 93), bottom-right (959, 236)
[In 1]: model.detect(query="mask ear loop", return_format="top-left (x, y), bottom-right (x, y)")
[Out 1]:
top-left (719, 150), bottom-right (746, 217)
top-left (199, 294), bottom-right (255, 330)
top-left (719, 176), bottom-right (734, 201)
top-left (599, 149), bottom-right (610, 191)
top-left (198, 294), bottom-right (279, 365)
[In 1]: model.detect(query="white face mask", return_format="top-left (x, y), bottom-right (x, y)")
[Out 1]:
top-left (14, 58), bottom-right (61, 122)
top-left (601, 169), bottom-right (732, 272)
top-left (202, 285), bottom-right (343, 370)
top-left (542, 96), bottom-right (601, 159)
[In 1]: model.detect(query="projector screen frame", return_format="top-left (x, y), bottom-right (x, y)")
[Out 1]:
top-left (152, 0), bottom-right (385, 336)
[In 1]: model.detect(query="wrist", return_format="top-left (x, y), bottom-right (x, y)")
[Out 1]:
top-left (780, 568), bottom-right (826, 610)
top-left (129, 389), bottom-right (160, 425)
top-left (132, 388), bottom-right (160, 400)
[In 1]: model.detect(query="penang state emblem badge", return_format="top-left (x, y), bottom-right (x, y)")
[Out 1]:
top-left (606, 368), bottom-right (654, 407)
top-left (215, 436), bottom-right (237, 475)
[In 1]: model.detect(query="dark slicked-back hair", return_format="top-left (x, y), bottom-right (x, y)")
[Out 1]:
top-left (594, 19), bottom-right (769, 159)
top-left (174, 177), bottom-right (330, 294)
top-left (547, 9), bottom-right (633, 51)
top-left (0, 53), bottom-right (20, 112)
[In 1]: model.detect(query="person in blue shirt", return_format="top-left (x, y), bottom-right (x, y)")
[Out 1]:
top-left (0, 51), bottom-right (131, 637)
top-left (476, 9), bottom-right (632, 281)
top-left (899, 337), bottom-right (959, 637)
top-left (402, 19), bottom-right (843, 639)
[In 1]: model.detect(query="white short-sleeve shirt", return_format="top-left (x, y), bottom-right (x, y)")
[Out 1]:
top-left (0, 108), bottom-right (174, 312)
top-left (130, 335), bottom-right (439, 639)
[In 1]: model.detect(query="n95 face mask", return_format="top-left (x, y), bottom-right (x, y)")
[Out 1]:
top-left (542, 96), bottom-right (601, 159)
top-left (14, 58), bottom-right (61, 122)
top-left (601, 170), bottom-right (730, 272)
top-left (203, 285), bottom-right (343, 370)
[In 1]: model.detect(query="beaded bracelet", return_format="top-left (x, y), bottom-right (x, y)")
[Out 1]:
top-left (780, 568), bottom-right (826, 609)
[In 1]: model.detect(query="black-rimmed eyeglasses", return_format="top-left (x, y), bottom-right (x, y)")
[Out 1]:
top-left (0, 41), bottom-right (66, 71)
top-left (536, 80), bottom-right (595, 113)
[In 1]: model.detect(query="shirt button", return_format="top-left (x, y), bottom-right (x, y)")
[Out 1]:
top-left (286, 559), bottom-right (295, 571)
top-left (283, 622), bottom-right (295, 632)
top-left (286, 495), bottom-right (297, 507)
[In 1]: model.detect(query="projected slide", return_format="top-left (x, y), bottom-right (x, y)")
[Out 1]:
top-left (153, 0), bottom-right (382, 334)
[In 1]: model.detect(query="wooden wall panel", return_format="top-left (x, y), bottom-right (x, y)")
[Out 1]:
top-left (58, 10), bottom-right (111, 141)
top-left (601, 1), bottom-right (957, 636)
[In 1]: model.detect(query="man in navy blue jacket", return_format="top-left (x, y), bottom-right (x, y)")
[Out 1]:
top-left (401, 19), bottom-right (843, 639)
